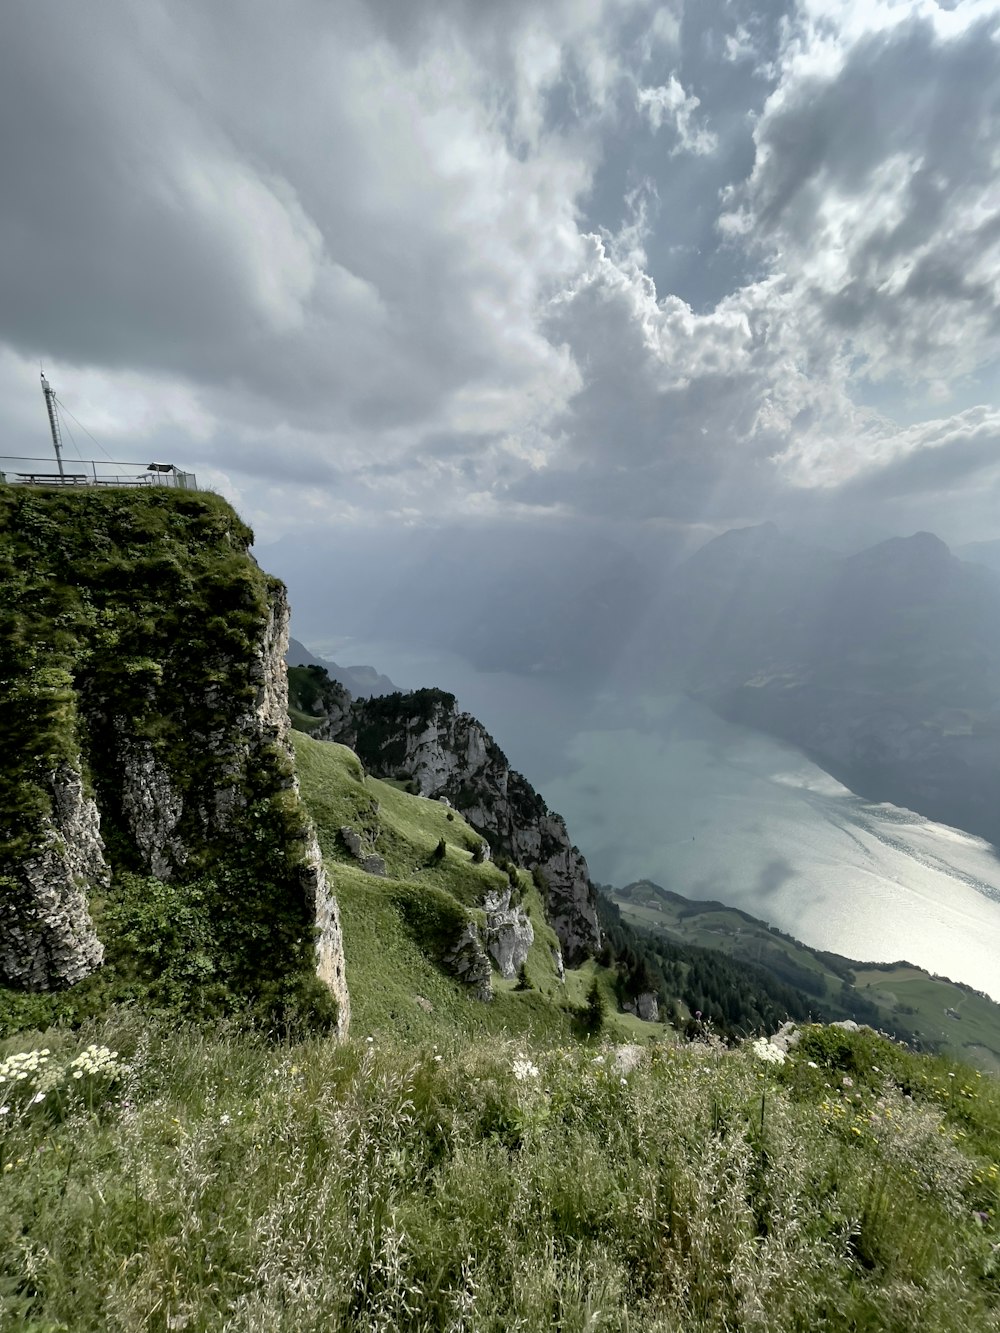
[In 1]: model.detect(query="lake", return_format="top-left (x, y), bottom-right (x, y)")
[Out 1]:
top-left (308, 635), bottom-right (1000, 1001)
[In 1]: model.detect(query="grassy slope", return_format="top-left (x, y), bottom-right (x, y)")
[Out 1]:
top-left (3, 1016), bottom-right (1000, 1331)
top-left (612, 880), bottom-right (1000, 1070)
top-left (291, 732), bottom-right (660, 1046)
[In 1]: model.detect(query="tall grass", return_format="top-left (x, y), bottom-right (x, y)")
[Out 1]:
top-left (2, 1016), bottom-right (999, 1331)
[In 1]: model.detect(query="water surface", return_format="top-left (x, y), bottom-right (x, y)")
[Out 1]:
top-left (309, 635), bottom-right (1000, 1000)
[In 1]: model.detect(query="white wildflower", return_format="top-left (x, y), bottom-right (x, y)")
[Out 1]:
top-left (750, 1038), bottom-right (786, 1066)
top-left (0, 1106), bottom-right (9, 1116)
top-left (219, 1113), bottom-right (231, 1127)
top-left (68, 1045), bottom-right (120, 1080)
top-left (513, 1056), bottom-right (540, 1082)
top-left (807, 1061), bottom-right (818, 1069)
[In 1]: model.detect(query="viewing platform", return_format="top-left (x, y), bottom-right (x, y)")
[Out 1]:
top-left (0, 456), bottom-right (198, 490)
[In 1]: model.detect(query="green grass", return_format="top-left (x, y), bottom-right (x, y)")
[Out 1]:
top-left (853, 967), bottom-right (1000, 1072)
top-left (612, 880), bottom-right (1000, 1069)
top-left (291, 732), bottom-right (658, 1047)
top-left (2, 1016), bottom-right (1000, 1331)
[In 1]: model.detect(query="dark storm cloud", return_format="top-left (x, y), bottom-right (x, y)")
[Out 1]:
top-left (0, 0), bottom-right (999, 550)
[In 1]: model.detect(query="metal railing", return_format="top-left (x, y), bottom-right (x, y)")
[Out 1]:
top-left (0, 456), bottom-right (198, 490)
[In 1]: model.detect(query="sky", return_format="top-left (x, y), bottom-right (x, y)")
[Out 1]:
top-left (2, 0), bottom-right (1000, 553)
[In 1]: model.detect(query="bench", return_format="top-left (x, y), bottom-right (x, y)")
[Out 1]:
top-left (15, 473), bottom-right (90, 485)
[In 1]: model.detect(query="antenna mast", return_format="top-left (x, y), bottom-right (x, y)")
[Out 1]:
top-left (40, 371), bottom-right (66, 480)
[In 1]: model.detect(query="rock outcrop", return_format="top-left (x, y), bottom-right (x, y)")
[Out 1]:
top-left (0, 488), bottom-right (349, 1034)
top-left (622, 991), bottom-right (660, 1023)
top-left (441, 921), bottom-right (493, 1002)
top-left (328, 688), bottom-right (602, 963)
top-left (0, 762), bottom-right (107, 990)
top-left (482, 887), bottom-right (534, 979)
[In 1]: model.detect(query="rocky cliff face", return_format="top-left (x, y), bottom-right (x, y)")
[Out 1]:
top-left (482, 887), bottom-right (534, 979)
top-left (327, 687), bottom-right (601, 964)
top-left (0, 488), bottom-right (349, 1034)
top-left (0, 762), bottom-right (107, 990)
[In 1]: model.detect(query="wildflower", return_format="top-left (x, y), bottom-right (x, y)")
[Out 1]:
top-left (807, 1061), bottom-right (818, 1069)
top-left (513, 1056), bottom-right (540, 1081)
top-left (30, 1091), bottom-right (45, 1105)
top-left (842, 1076), bottom-right (853, 1088)
top-left (68, 1045), bottom-right (120, 1080)
top-left (0, 1106), bottom-right (9, 1116)
top-left (219, 1113), bottom-right (231, 1127)
top-left (750, 1038), bottom-right (785, 1066)
top-left (366, 1036), bottom-right (374, 1044)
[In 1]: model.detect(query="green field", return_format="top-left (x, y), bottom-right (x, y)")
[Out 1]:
top-left (611, 879), bottom-right (1000, 1070)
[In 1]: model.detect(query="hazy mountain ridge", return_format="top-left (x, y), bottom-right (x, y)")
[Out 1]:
top-left (286, 635), bottom-right (398, 697)
top-left (651, 525), bottom-right (1000, 844)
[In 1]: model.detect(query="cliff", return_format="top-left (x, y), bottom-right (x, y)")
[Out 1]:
top-left (0, 488), bottom-right (348, 1034)
top-left (298, 682), bottom-right (602, 965)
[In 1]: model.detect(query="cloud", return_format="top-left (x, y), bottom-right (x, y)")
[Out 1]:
top-left (0, 0), bottom-right (998, 558)
top-left (722, 12), bottom-right (1000, 385)
top-left (636, 76), bottom-right (718, 154)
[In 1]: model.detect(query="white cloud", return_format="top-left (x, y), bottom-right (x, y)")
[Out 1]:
top-left (636, 76), bottom-right (719, 155)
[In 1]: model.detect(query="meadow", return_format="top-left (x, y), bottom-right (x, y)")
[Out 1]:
top-left (2, 1015), bottom-right (999, 1332)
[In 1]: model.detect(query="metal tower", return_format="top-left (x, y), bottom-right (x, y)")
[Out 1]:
top-left (40, 371), bottom-right (66, 480)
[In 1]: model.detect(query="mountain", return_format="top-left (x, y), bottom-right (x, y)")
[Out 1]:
top-left (0, 488), bottom-right (348, 1033)
top-left (609, 880), bottom-right (1000, 1069)
top-left (650, 525), bottom-right (1000, 844)
top-left (286, 635), bottom-right (398, 696)
top-left (956, 538), bottom-right (1000, 575)
top-left (288, 672), bottom-right (603, 965)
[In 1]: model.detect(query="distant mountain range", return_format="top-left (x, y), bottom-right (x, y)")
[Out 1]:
top-left (644, 524), bottom-right (1000, 845)
top-left (286, 636), bottom-right (398, 697)
top-left (956, 538), bottom-right (1000, 575)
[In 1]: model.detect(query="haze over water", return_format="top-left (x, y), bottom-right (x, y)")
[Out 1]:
top-left (315, 637), bottom-right (1000, 1003)
top-left (544, 696), bottom-right (1000, 1004)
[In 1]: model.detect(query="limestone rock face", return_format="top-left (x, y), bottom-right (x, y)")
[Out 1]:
top-left (622, 990), bottom-right (660, 1023)
top-left (1, 540), bottom-right (350, 1031)
top-left (253, 584), bottom-right (350, 1033)
top-left (119, 736), bottom-right (186, 880)
top-left (337, 690), bottom-right (602, 963)
top-left (482, 887), bottom-right (534, 979)
top-left (338, 826), bottom-right (386, 877)
top-left (442, 921), bottom-right (493, 1001)
top-left (0, 762), bottom-right (107, 990)
top-left (301, 821), bottom-right (351, 1039)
